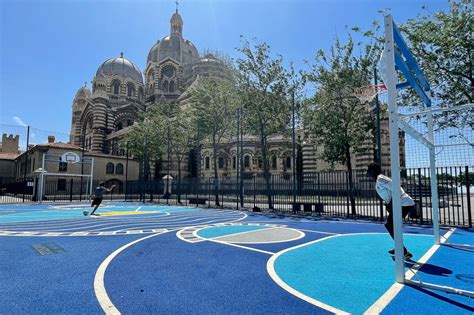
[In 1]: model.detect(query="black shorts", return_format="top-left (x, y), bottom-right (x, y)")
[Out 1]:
top-left (387, 204), bottom-right (413, 218)
top-left (91, 197), bottom-right (103, 207)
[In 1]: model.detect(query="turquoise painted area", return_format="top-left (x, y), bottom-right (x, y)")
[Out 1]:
top-left (273, 233), bottom-right (433, 314)
top-left (197, 225), bottom-right (271, 239)
top-left (0, 204), bottom-right (171, 223)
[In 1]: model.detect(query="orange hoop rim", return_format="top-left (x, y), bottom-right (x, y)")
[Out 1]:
top-left (353, 84), bottom-right (387, 102)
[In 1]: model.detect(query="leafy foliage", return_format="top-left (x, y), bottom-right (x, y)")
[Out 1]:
top-left (236, 38), bottom-right (294, 208)
top-left (303, 35), bottom-right (378, 168)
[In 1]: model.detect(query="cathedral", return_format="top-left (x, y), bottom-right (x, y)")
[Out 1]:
top-left (70, 7), bottom-right (399, 181)
top-left (70, 7), bottom-right (231, 176)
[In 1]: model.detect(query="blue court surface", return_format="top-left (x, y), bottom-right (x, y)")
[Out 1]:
top-left (0, 202), bottom-right (472, 314)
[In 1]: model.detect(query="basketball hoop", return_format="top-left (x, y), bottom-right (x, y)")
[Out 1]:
top-left (62, 152), bottom-right (80, 164)
top-left (353, 84), bottom-right (387, 103)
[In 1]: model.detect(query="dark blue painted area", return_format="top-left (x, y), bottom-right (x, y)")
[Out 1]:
top-left (0, 234), bottom-right (144, 314)
top-left (1, 202), bottom-right (471, 314)
top-left (105, 232), bottom-right (331, 314)
top-left (383, 228), bottom-right (474, 314)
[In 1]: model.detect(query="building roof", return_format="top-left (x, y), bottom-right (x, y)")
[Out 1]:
top-left (96, 55), bottom-right (144, 83)
top-left (0, 153), bottom-right (20, 161)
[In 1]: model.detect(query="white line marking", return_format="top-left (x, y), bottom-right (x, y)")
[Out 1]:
top-left (207, 238), bottom-right (275, 255)
top-left (94, 230), bottom-right (169, 314)
top-left (209, 227), bottom-right (306, 245)
top-left (364, 228), bottom-right (454, 314)
top-left (267, 234), bottom-right (349, 314)
top-left (295, 228), bottom-right (338, 235)
top-left (135, 206), bottom-right (142, 212)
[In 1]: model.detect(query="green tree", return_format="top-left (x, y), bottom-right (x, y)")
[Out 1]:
top-left (236, 39), bottom-right (292, 210)
top-left (189, 77), bottom-right (239, 206)
top-left (400, 0), bottom-right (472, 108)
top-left (303, 35), bottom-right (378, 215)
top-left (122, 107), bottom-right (165, 181)
top-left (458, 171), bottom-right (474, 187)
top-left (169, 106), bottom-right (196, 203)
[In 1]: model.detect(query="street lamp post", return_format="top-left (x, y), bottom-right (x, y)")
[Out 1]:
top-left (292, 90), bottom-right (297, 213)
top-left (159, 92), bottom-right (171, 202)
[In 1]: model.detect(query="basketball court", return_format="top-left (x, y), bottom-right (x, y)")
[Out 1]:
top-left (0, 201), bottom-right (472, 314)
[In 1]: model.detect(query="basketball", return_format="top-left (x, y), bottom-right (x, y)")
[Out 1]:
top-left (83, 210), bottom-right (89, 216)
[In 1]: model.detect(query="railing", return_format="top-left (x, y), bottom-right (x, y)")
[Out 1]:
top-left (1, 167), bottom-right (472, 227)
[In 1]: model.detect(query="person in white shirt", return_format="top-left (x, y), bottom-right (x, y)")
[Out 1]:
top-left (367, 163), bottom-right (414, 259)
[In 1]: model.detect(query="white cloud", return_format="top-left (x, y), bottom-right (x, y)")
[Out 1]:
top-left (12, 116), bottom-right (28, 127)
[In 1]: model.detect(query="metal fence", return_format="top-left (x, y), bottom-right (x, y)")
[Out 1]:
top-left (1, 167), bottom-right (472, 227)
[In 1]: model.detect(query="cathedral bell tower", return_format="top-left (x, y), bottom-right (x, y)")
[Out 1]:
top-left (170, 2), bottom-right (183, 36)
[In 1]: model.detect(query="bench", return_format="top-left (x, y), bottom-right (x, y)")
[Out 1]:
top-left (292, 202), bottom-right (324, 213)
top-left (189, 198), bottom-right (207, 205)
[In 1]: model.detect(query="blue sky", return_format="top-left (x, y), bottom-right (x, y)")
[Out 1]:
top-left (1, 0), bottom-right (450, 143)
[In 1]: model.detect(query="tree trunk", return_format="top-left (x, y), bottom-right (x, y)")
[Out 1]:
top-left (345, 144), bottom-right (356, 215)
top-left (177, 159), bottom-right (182, 204)
top-left (260, 132), bottom-right (273, 210)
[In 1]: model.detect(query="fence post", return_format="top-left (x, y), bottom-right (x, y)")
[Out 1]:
top-left (253, 175), bottom-right (256, 208)
top-left (417, 168), bottom-right (423, 223)
top-left (208, 178), bottom-right (211, 208)
top-left (69, 179), bottom-right (73, 202)
top-left (466, 166), bottom-right (472, 228)
top-left (346, 172), bottom-right (350, 217)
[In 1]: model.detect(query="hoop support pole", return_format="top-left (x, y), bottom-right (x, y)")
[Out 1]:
top-left (405, 279), bottom-right (474, 298)
top-left (385, 14), bottom-right (405, 284)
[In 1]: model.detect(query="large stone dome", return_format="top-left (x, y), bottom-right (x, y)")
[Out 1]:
top-left (147, 36), bottom-right (199, 64)
top-left (96, 55), bottom-right (143, 83)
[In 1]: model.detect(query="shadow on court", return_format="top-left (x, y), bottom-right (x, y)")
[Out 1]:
top-left (406, 260), bottom-right (453, 277)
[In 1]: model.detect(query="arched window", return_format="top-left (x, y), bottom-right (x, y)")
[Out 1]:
top-left (112, 80), bottom-right (121, 94)
top-left (127, 83), bottom-right (135, 97)
top-left (116, 122), bottom-right (123, 131)
top-left (218, 157), bottom-right (224, 169)
top-left (286, 156), bottom-right (291, 169)
top-left (169, 81), bottom-right (175, 93)
top-left (258, 157), bottom-right (263, 169)
top-left (232, 156), bottom-right (236, 169)
top-left (205, 157), bottom-right (210, 169)
top-left (116, 163), bottom-right (124, 175)
top-left (106, 162), bottom-right (115, 174)
top-left (271, 156), bottom-right (277, 169)
top-left (244, 155), bottom-right (250, 168)
top-left (162, 81), bottom-right (169, 92)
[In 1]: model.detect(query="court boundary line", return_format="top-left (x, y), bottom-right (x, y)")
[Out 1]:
top-left (363, 228), bottom-right (455, 314)
top-left (207, 238), bottom-right (275, 255)
top-left (267, 233), bottom-right (349, 314)
top-left (94, 229), bottom-right (171, 315)
top-left (267, 232), bottom-right (432, 314)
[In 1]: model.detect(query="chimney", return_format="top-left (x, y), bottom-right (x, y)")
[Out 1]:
top-left (48, 135), bottom-right (55, 143)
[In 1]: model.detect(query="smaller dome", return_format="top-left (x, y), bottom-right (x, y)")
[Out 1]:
top-left (96, 54), bottom-right (143, 83)
top-left (74, 86), bottom-right (91, 99)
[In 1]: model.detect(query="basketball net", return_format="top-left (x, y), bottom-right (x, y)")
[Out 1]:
top-left (353, 84), bottom-right (387, 103)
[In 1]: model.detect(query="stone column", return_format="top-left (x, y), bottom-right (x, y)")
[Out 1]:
top-left (91, 100), bottom-right (107, 153)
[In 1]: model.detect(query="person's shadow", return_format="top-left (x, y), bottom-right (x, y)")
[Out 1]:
top-left (405, 259), bottom-right (453, 276)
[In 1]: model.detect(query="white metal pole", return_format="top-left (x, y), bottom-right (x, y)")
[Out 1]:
top-left (384, 14), bottom-right (405, 283)
top-left (427, 111), bottom-right (440, 244)
top-left (38, 154), bottom-right (45, 203)
top-left (89, 158), bottom-right (94, 196)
